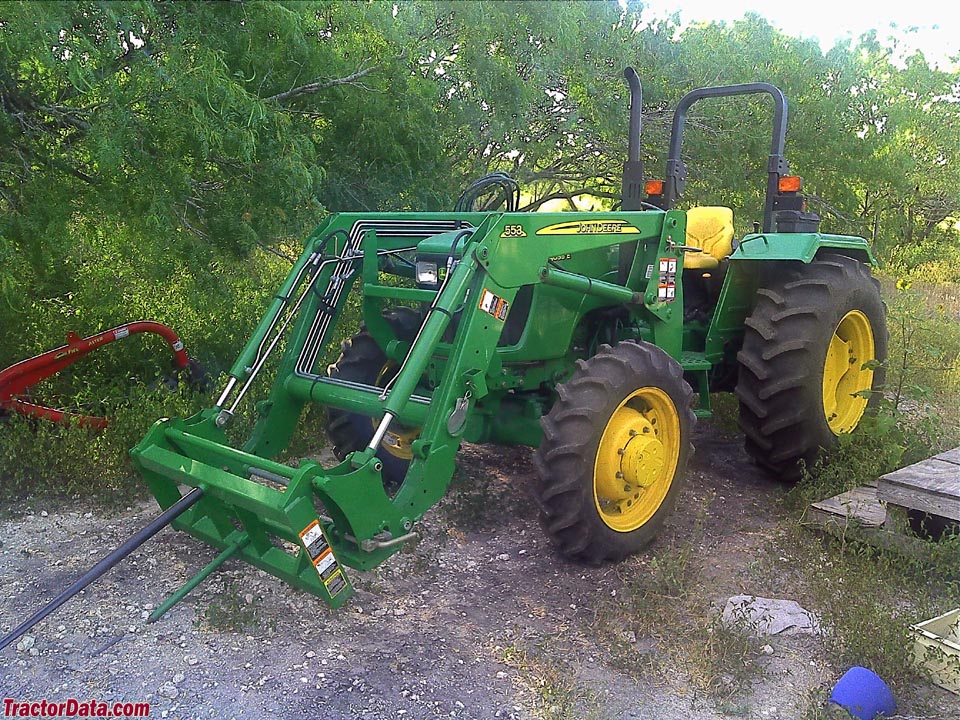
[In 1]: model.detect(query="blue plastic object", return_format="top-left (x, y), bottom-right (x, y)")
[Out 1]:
top-left (829, 666), bottom-right (897, 719)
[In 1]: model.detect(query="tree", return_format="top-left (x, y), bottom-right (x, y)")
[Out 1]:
top-left (2, 0), bottom-right (959, 370)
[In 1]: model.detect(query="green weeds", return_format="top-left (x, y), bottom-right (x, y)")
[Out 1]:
top-left (201, 581), bottom-right (275, 634)
top-left (499, 643), bottom-right (600, 720)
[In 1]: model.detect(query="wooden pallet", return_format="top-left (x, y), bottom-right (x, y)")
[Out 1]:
top-left (806, 481), bottom-right (887, 528)
top-left (803, 483), bottom-right (929, 554)
top-left (877, 448), bottom-right (960, 522)
top-left (804, 447), bottom-right (960, 554)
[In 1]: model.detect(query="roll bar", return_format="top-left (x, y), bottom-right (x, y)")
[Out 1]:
top-left (662, 83), bottom-right (790, 233)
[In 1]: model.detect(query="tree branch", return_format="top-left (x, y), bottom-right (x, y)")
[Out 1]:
top-left (256, 241), bottom-right (296, 264)
top-left (12, 141), bottom-right (98, 185)
top-left (520, 187), bottom-right (620, 212)
top-left (264, 63), bottom-right (381, 104)
top-left (174, 206), bottom-right (208, 239)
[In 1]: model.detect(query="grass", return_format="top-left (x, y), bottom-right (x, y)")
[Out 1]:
top-left (0, 384), bottom-right (205, 504)
top-left (882, 275), bottom-right (960, 434)
top-left (781, 520), bottom-right (960, 718)
top-left (201, 581), bottom-right (276, 634)
top-left (0, 364), bottom-right (330, 504)
top-left (592, 497), bottom-right (770, 707)
top-left (498, 642), bottom-right (601, 720)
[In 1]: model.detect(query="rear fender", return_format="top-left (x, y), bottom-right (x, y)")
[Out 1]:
top-left (731, 232), bottom-right (876, 265)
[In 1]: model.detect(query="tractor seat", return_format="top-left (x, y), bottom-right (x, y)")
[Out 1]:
top-left (684, 206), bottom-right (735, 269)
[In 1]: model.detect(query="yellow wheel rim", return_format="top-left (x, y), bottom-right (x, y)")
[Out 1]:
top-left (376, 423), bottom-right (419, 460)
top-left (822, 310), bottom-right (875, 434)
top-left (593, 387), bottom-right (680, 533)
top-left (372, 362), bottom-right (420, 460)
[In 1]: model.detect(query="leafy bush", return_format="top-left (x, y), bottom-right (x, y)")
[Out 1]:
top-left (0, 385), bottom-right (204, 503)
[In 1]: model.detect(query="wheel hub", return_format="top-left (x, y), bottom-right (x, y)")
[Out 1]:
top-left (595, 410), bottom-right (664, 499)
top-left (621, 428), bottom-right (665, 489)
top-left (373, 361), bottom-right (421, 460)
top-left (370, 421), bottom-right (419, 460)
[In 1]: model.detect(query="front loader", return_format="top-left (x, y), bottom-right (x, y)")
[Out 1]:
top-left (1, 69), bottom-right (887, 645)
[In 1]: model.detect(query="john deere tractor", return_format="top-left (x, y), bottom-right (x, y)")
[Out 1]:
top-left (128, 69), bottom-right (886, 609)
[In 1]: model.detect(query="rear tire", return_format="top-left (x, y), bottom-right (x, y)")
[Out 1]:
top-left (325, 307), bottom-right (424, 492)
top-left (736, 254), bottom-right (887, 480)
top-left (534, 342), bottom-right (695, 563)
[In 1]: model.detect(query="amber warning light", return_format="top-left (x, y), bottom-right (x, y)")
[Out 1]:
top-left (778, 175), bottom-right (803, 193)
top-left (645, 180), bottom-right (664, 195)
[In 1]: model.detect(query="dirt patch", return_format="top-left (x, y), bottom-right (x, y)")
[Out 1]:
top-left (1, 422), bottom-right (957, 719)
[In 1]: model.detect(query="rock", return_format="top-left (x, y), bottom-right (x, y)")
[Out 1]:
top-left (496, 671), bottom-right (507, 679)
top-left (173, 672), bottom-right (185, 684)
top-left (16, 636), bottom-right (35, 652)
top-left (305, 651), bottom-right (316, 659)
top-left (720, 595), bottom-right (820, 636)
top-left (184, 655), bottom-right (199, 666)
top-left (761, 644), bottom-right (775, 656)
top-left (157, 682), bottom-right (179, 699)
top-left (497, 553), bottom-right (509, 562)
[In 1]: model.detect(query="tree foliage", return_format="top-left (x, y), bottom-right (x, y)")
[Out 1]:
top-left (2, 0), bottom-right (960, 372)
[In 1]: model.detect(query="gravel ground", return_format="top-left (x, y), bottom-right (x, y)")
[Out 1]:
top-left (1, 425), bottom-right (957, 719)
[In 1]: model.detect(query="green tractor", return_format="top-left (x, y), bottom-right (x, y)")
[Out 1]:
top-left (127, 68), bottom-right (886, 610)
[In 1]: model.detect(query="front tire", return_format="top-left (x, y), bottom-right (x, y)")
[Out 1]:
top-left (736, 254), bottom-right (887, 480)
top-left (534, 342), bottom-right (695, 563)
top-left (325, 307), bottom-right (424, 492)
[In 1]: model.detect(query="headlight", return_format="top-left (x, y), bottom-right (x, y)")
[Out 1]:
top-left (416, 261), bottom-right (438, 286)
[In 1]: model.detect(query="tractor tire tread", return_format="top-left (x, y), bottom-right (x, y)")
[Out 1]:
top-left (735, 254), bottom-right (887, 481)
top-left (534, 342), bottom-right (695, 564)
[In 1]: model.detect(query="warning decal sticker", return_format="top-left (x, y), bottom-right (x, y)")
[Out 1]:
top-left (325, 571), bottom-right (347, 597)
top-left (657, 257), bottom-right (678, 303)
top-left (478, 289), bottom-right (510, 321)
top-left (299, 520), bottom-right (329, 561)
top-left (299, 520), bottom-right (347, 597)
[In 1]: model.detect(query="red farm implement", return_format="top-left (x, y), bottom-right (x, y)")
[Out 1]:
top-left (0, 321), bottom-right (203, 429)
